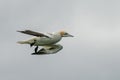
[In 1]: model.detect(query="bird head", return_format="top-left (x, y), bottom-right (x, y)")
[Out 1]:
top-left (59, 31), bottom-right (74, 37)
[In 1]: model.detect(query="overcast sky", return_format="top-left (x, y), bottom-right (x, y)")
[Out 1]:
top-left (0, 0), bottom-right (120, 80)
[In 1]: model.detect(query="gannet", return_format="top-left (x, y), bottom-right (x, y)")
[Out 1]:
top-left (17, 30), bottom-right (73, 55)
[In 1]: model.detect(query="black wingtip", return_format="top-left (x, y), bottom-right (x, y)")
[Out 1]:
top-left (17, 30), bottom-right (27, 33)
top-left (31, 52), bottom-right (47, 55)
top-left (17, 30), bottom-right (32, 33)
top-left (17, 30), bottom-right (23, 32)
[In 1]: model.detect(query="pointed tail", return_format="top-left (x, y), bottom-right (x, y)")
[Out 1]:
top-left (17, 41), bottom-right (29, 44)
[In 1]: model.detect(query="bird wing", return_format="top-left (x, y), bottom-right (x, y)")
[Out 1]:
top-left (31, 44), bottom-right (63, 55)
top-left (17, 30), bottom-right (50, 38)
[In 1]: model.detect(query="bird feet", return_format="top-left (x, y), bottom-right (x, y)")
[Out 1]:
top-left (31, 48), bottom-right (47, 55)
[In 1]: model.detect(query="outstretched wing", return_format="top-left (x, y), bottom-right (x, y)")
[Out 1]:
top-left (17, 30), bottom-right (49, 38)
top-left (32, 44), bottom-right (63, 55)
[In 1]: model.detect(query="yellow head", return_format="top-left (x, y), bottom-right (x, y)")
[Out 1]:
top-left (59, 31), bottom-right (74, 37)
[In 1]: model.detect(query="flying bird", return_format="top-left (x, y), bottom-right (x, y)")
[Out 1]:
top-left (17, 30), bottom-right (73, 55)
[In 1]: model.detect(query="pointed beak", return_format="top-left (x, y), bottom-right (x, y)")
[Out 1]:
top-left (68, 34), bottom-right (74, 37)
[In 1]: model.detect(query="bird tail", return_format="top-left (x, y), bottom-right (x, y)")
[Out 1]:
top-left (17, 41), bottom-right (29, 44)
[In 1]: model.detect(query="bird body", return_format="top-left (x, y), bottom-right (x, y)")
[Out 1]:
top-left (17, 30), bottom-right (73, 55)
top-left (18, 32), bottom-right (62, 46)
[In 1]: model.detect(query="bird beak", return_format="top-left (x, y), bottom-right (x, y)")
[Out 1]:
top-left (68, 34), bottom-right (74, 37)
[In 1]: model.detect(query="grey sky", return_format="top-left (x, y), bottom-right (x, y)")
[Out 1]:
top-left (0, 0), bottom-right (120, 80)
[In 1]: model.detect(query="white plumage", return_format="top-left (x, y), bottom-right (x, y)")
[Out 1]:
top-left (17, 30), bottom-right (73, 55)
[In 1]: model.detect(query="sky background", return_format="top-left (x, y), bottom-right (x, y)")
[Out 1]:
top-left (0, 0), bottom-right (120, 80)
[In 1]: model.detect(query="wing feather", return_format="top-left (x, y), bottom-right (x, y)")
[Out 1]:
top-left (17, 30), bottom-right (49, 38)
